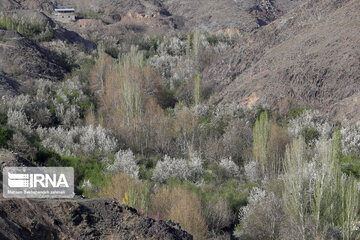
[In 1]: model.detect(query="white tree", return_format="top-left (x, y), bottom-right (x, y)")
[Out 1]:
top-left (107, 149), bottom-right (139, 179)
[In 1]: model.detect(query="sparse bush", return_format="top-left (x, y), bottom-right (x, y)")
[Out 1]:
top-left (222, 118), bottom-right (253, 165)
top-left (204, 199), bottom-right (233, 232)
top-left (151, 185), bottom-right (208, 239)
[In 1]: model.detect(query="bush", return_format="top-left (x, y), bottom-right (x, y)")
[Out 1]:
top-left (99, 173), bottom-right (151, 213)
top-left (151, 185), bottom-right (208, 239)
top-left (61, 155), bottom-right (106, 191)
top-left (151, 153), bottom-right (203, 183)
top-left (235, 188), bottom-right (283, 240)
top-left (219, 157), bottom-right (241, 178)
top-left (36, 125), bottom-right (118, 157)
top-left (0, 125), bottom-right (13, 147)
top-left (204, 199), bottom-right (233, 232)
top-left (301, 126), bottom-right (320, 145)
top-left (107, 149), bottom-right (139, 179)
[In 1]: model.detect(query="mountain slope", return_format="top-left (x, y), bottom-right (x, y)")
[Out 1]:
top-left (0, 30), bottom-right (64, 87)
top-left (203, 0), bottom-right (360, 121)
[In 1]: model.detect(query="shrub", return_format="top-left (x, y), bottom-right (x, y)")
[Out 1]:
top-left (151, 153), bottom-right (203, 183)
top-left (149, 54), bottom-right (179, 85)
top-left (244, 161), bottom-right (261, 183)
top-left (107, 149), bottom-right (139, 179)
top-left (61, 155), bottom-right (106, 191)
top-left (36, 125), bottom-right (118, 157)
top-left (0, 125), bottom-right (13, 147)
top-left (99, 173), bottom-right (151, 213)
top-left (222, 118), bottom-right (253, 165)
top-left (204, 199), bottom-right (233, 232)
top-left (300, 126), bottom-right (320, 145)
top-left (235, 188), bottom-right (283, 240)
top-left (7, 109), bottom-right (33, 134)
top-left (288, 109), bottom-right (332, 140)
top-left (151, 185), bottom-right (208, 239)
top-left (340, 121), bottom-right (360, 156)
top-left (219, 157), bottom-right (241, 178)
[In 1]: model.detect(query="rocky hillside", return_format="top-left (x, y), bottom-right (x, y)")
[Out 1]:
top-left (203, 0), bottom-right (360, 121)
top-left (0, 30), bottom-right (64, 86)
top-left (0, 198), bottom-right (192, 240)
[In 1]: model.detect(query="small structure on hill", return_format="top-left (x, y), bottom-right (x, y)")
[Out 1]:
top-left (53, 8), bottom-right (76, 23)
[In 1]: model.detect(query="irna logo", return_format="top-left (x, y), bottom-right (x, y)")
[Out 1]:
top-left (7, 172), bottom-right (69, 188)
top-left (3, 167), bottom-right (74, 198)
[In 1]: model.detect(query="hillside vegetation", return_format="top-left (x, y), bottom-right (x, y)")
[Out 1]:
top-left (0, 0), bottom-right (359, 239)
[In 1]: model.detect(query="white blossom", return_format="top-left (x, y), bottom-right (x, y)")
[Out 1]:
top-left (219, 157), bottom-right (241, 178)
top-left (244, 161), bottom-right (261, 183)
top-left (107, 149), bottom-right (139, 179)
top-left (7, 109), bottom-right (33, 134)
top-left (36, 125), bottom-right (118, 157)
top-left (152, 153), bottom-right (203, 183)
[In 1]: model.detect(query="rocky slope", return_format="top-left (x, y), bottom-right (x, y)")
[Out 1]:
top-left (0, 150), bottom-right (192, 240)
top-left (0, 198), bottom-right (192, 240)
top-left (203, 0), bottom-right (360, 121)
top-left (0, 30), bottom-right (64, 92)
top-left (0, 30), bottom-right (64, 84)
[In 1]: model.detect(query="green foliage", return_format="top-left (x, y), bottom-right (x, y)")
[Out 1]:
top-left (139, 36), bottom-right (162, 58)
top-left (289, 107), bottom-right (310, 119)
top-left (73, 57), bottom-right (96, 83)
top-left (125, 186), bottom-right (139, 208)
top-left (0, 125), bottom-right (13, 147)
top-left (61, 155), bottom-right (106, 188)
top-left (333, 129), bottom-right (342, 160)
top-left (34, 145), bottom-right (61, 166)
top-left (138, 156), bottom-right (158, 180)
top-left (0, 112), bottom-right (7, 125)
top-left (300, 126), bottom-right (320, 145)
top-left (34, 144), bottom-right (107, 192)
top-left (140, 181), bottom-right (151, 214)
top-left (205, 32), bottom-right (221, 45)
top-left (340, 154), bottom-right (360, 179)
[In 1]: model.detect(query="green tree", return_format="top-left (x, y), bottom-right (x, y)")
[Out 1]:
top-left (252, 111), bottom-right (270, 176)
top-left (193, 73), bottom-right (201, 105)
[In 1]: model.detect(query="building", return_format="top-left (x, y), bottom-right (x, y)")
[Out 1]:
top-left (53, 8), bottom-right (76, 23)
